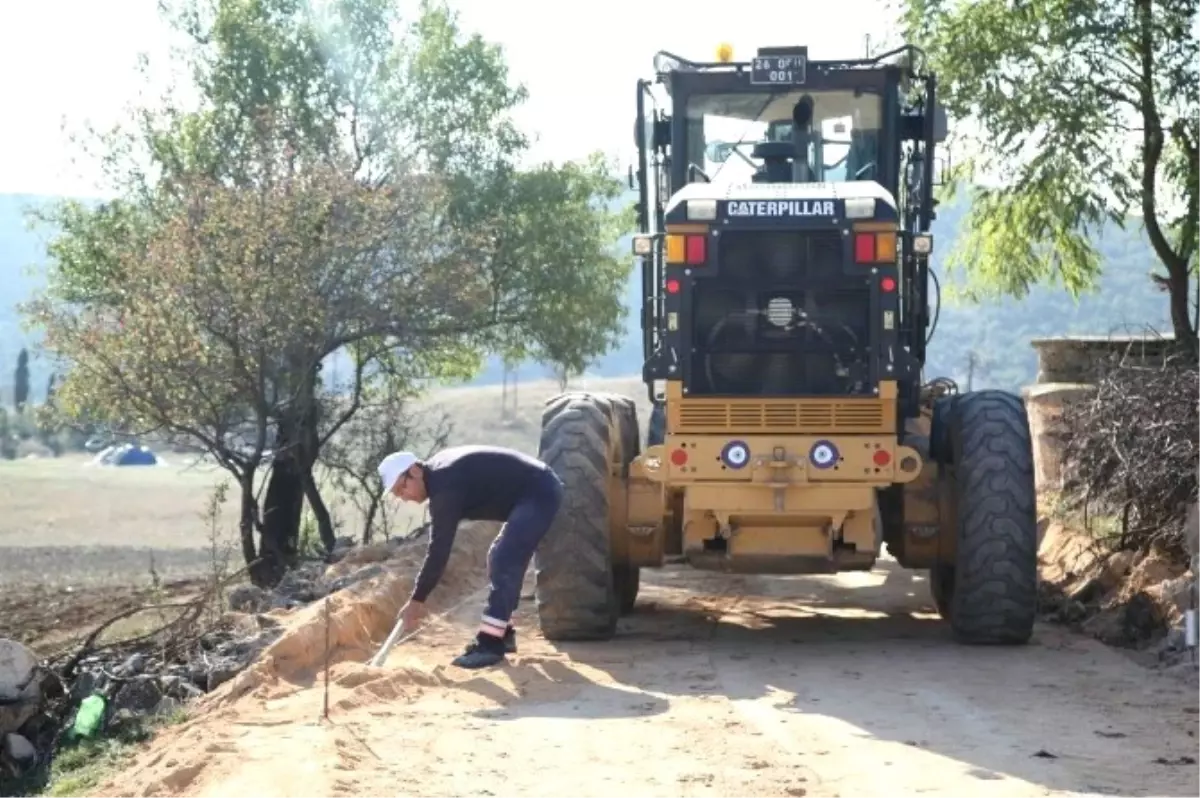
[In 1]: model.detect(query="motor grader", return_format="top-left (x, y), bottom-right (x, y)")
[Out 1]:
top-left (531, 44), bottom-right (1040, 645)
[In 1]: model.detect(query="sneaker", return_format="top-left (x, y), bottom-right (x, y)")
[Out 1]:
top-left (451, 636), bottom-right (507, 669)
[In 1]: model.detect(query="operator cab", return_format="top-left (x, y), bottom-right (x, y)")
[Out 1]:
top-left (700, 91), bottom-right (882, 186)
top-left (632, 44), bottom-right (946, 415)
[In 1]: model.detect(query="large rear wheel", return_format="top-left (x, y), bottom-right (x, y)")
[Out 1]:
top-left (942, 390), bottom-right (1039, 644)
top-left (534, 393), bottom-right (621, 641)
top-left (604, 396), bottom-right (642, 615)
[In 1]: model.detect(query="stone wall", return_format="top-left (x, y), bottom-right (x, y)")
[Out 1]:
top-left (1024, 334), bottom-right (1177, 493)
top-left (1030, 334), bottom-right (1177, 385)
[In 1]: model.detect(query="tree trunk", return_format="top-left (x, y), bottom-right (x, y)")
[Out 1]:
top-left (301, 463), bottom-right (337, 552)
top-left (363, 493), bottom-right (381, 544)
top-left (1167, 265), bottom-right (1198, 360)
top-left (256, 421), bottom-right (304, 587)
top-left (238, 471), bottom-right (258, 570)
top-left (299, 369), bottom-right (336, 552)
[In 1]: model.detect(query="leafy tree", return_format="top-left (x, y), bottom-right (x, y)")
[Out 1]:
top-left (902, 0), bottom-right (1199, 355)
top-left (13, 348), bottom-right (29, 411)
top-left (26, 0), bottom-right (632, 586)
top-left (323, 384), bottom-right (454, 544)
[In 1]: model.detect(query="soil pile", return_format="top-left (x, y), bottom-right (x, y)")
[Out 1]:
top-left (92, 520), bottom-right (504, 797)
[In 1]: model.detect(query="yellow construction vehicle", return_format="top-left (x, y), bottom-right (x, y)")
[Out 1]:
top-left (532, 44), bottom-right (1040, 645)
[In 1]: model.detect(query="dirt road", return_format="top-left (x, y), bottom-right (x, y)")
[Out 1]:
top-left (104, 560), bottom-right (1199, 798)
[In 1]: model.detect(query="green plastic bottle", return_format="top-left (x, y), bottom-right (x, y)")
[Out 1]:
top-left (72, 694), bottom-right (107, 739)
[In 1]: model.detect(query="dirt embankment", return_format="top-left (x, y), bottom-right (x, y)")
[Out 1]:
top-left (85, 516), bottom-right (1198, 798)
top-left (1038, 515), bottom-right (1197, 664)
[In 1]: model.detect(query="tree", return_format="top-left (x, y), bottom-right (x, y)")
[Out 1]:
top-left (323, 385), bottom-right (453, 544)
top-left (26, 0), bottom-right (632, 586)
top-left (489, 155), bottom-right (634, 391)
top-left (13, 349), bottom-right (29, 411)
top-left (902, 0), bottom-right (1199, 355)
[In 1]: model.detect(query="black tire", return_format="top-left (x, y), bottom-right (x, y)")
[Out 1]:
top-left (534, 394), bottom-right (620, 641)
top-left (615, 564), bottom-right (640, 615)
top-left (944, 390), bottom-right (1039, 644)
top-left (596, 392), bottom-right (641, 472)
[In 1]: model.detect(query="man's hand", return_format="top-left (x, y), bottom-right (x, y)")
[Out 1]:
top-left (399, 599), bottom-right (426, 635)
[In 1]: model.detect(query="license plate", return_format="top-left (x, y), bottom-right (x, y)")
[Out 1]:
top-left (750, 55), bottom-right (807, 85)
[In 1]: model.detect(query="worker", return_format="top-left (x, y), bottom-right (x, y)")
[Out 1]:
top-left (377, 445), bottom-right (565, 669)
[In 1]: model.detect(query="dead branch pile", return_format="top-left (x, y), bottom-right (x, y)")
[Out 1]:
top-left (1060, 348), bottom-right (1199, 560)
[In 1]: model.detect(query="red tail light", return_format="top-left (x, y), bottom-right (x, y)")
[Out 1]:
top-left (854, 232), bottom-right (875, 262)
top-left (685, 235), bottom-right (706, 264)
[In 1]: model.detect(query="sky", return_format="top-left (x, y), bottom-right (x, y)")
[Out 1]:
top-left (0, 0), bottom-right (900, 198)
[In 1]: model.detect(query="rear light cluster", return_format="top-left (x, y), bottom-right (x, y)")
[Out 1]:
top-left (854, 231), bottom-right (896, 264)
top-left (666, 234), bottom-right (707, 265)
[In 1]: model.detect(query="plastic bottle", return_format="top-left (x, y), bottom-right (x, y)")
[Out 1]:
top-left (72, 694), bottom-right (106, 739)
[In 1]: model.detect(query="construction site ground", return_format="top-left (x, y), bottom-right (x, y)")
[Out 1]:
top-left (85, 521), bottom-right (1198, 798)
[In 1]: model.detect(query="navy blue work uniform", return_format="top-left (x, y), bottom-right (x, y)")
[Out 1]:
top-left (410, 445), bottom-right (564, 662)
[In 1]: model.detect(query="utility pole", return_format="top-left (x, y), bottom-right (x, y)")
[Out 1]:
top-left (966, 350), bottom-right (978, 392)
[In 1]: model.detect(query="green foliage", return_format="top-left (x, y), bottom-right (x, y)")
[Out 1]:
top-left (903, 0), bottom-right (1198, 344)
top-left (13, 347), bottom-right (29, 410)
top-left (19, 0), bottom-right (634, 574)
top-left (489, 153), bottom-right (635, 379)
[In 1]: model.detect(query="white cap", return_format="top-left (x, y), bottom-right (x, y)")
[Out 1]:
top-left (378, 451), bottom-right (418, 492)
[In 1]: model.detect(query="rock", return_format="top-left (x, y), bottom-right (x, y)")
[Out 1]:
top-left (269, 595), bottom-right (301, 611)
top-left (106, 707), bottom-right (139, 734)
top-left (1124, 592), bottom-right (1165, 642)
top-left (1105, 550), bottom-right (1137, 583)
top-left (1068, 575), bottom-right (1105, 604)
top-left (112, 677), bottom-right (163, 714)
top-left (205, 659), bottom-right (245, 691)
top-left (3, 733), bottom-right (36, 769)
top-left (278, 580), bottom-right (320, 603)
top-left (118, 653), bottom-right (148, 677)
top-left (327, 563), bottom-right (386, 594)
top-left (228, 584), bottom-right (270, 613)
top-left (0, 639), bottom-right (42, 736)
top-left (161, 675), bottom-right (205, 702)
top-left (69, 669), bottom-right (110, 704)
top-left (327, 535), bottom-right (359, 563)
top-left (1058, 599), bottom-right (1089, 624)
top-left (1160, 575), bottom-right (1196, 618)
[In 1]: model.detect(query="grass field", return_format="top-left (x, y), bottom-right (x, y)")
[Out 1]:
top-left (0, 375), bottom-right (650, 596)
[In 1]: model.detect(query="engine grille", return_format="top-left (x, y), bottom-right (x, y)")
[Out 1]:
top-left (687, 230), bottom-right (873, 397)
top-left (673, 398), bottom-right (893, 434)
top-left (717, 229), bottom-right (844, 282)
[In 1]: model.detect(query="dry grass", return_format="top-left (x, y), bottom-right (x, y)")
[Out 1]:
top-left (0, 375), bottom-right (651, 593)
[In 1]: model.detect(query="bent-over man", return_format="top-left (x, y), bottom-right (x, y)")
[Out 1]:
top-left (377, 444), bottom-right (564, 669)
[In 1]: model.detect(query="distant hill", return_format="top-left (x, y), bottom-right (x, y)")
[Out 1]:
top-left (0, 189), bottom-right (1174, 404)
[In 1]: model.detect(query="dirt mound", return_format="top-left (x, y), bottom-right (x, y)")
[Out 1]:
top-left (1039, 520), bottom-right (1195, 656)
top-left (90, 521), bottom-right (504, 797)
top-left (207, 521), bottom-right (501, 707)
